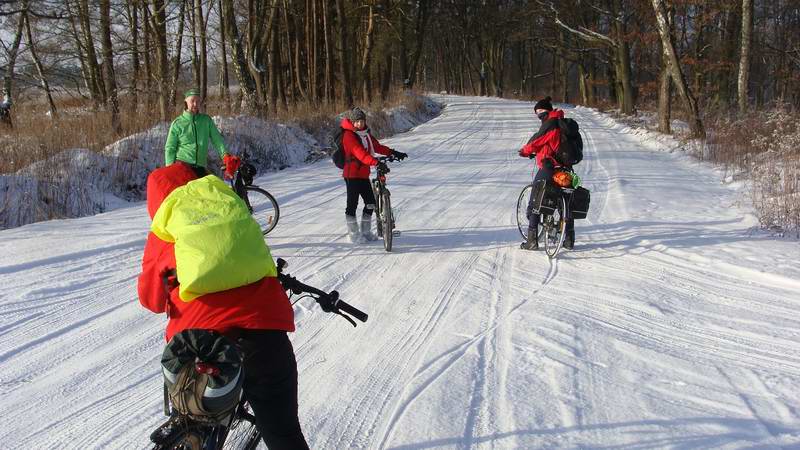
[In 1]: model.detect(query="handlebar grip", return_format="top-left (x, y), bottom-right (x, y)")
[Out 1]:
top-left (335, 299), bottom-right (368, 323)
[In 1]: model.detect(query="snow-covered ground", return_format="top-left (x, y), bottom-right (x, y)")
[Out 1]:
top-left (1, 96), bottom-right (799, 449)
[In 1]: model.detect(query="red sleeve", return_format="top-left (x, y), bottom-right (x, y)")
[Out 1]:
top-left (520, 129), bottom-right (558, 157)
top-left (137, 232), bottom-right (176, 314)
top-left (342, 131), bottom-right (378, 166)
top-left (371, 136), bottom-right (393, 156)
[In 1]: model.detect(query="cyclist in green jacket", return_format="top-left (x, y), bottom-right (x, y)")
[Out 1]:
top-left (165, 89), bottom-right (240, 177)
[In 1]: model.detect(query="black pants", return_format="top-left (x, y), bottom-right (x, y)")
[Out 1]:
top-left (237, 330), bottom-right (309, 450)
top-left (344, 178), bottom-right (376, 217)
top-left (527, 161), bottom-right (574, 233)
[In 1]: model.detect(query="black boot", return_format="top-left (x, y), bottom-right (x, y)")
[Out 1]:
top-left (520, 225), bottom-right (539, 250)
top-left (563, 228), bottom-right (575, 250)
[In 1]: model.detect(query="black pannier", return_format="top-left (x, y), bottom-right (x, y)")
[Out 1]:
top-left (530, 180), bottom-right (561, 215)
top-left (570, 186), bottom-right (590, 219)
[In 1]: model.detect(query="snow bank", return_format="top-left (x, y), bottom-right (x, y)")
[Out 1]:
top-left (0, 95), bottom-right (442, 229)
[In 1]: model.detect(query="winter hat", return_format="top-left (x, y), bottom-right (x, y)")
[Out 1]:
top-left (184, 88), bottom-right (201, 99)
top-left (348, 107), bottom-right (367, 122)
top-left (533, 96), bottom-right (553, 111)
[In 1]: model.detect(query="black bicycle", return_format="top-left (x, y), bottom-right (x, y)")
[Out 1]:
top-left (148, 259), bottom-right (367, 450)
top-left (229, 151), bottom-right (280, 235)
top-left (516, 170), bottom-right (584, 259)
top-left (372, 155), bottom-right (401, 252)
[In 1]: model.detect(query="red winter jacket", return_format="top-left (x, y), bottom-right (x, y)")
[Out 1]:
top-left (519, 109), bottom-right (565, 169)
top-left (340, 118), bottom-right (393, 179)
top-left (137, 162), bottom-right (295, 342)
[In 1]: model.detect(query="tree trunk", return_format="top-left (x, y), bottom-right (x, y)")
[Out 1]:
top-left (126, 0), bottom-right (140, 113)
top-left (218, 0), bottom-right (230, 107)
top-left (24, 6), bottom-right (57, 121)
top-left (99, 0), bottom-right (120, 132)
top-left (149, 0), bottom-right (171, 121)
top-left (335, 0), bottom-right (353, 106)
top-left (652, 0), bottom-right (705, 138)
top-left (221, 0), bottom-right (259, 113)
top-left (171, 0), bottom-right (187, 106)
top-left (613, 21), bottom-right (634, 114)
top-left (657, 61), bottom-right (672, 134)
top-left (738, 0), bottom-right (753, 114)
top-left (406, 0), bottom-right (431, 88)
top-left (142, 2), bottom-right (154, 111)
top-left (78, 0), bottom-right (107, 107)
top-left (322, 0), bottom-right (334, 103)
top-left (1, 10), bottom-right (25, 127)
top-left (195, 0), bottom-right (208, 99)
top-left (361, 2), bottom-right (375, 102)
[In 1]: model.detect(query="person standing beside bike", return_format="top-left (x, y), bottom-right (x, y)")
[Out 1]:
top-left (164, 89), bottom-right (241, 179)
top-left (339, 107), bottom-right (407, 243)
top-left (138, 162), bottom-right (309, 449)
top-left (518, 96), bottom-right (575, 250)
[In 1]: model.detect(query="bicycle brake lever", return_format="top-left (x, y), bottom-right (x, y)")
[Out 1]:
top-left (336, 311), bottom-right (358, 327)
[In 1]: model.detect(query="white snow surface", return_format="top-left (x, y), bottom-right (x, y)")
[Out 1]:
top-left (1, 96), bottom-right (799, 449)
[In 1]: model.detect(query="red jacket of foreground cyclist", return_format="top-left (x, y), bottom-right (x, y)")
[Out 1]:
top-left (519, 109), bottom-right (565, 170)
top-left (340, 117), bottom-right (393, 179)
top-left (137, 162), bottom-right (295, 342)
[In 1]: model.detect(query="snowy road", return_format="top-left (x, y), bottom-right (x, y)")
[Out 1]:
top-left (1, 96), bottom-right (799, 449)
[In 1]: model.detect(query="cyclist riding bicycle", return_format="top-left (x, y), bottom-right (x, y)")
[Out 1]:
top-left (138, 162), bottom-right (309, 449)
top-left (518, 96), bottom-right (575, 251)
top-left (165, 89), bottom-right (241, 179)
top-left (339, 107), bottom-right (407, 243)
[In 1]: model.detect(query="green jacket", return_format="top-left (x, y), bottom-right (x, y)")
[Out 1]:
top-left (164, 111), bottom-right (228, 167)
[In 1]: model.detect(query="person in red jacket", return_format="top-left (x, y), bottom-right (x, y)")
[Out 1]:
top-left (339, 107), bottom-right (407, 243)
top-left (138, 161), bottom-right (309, 450)
top-left (518, 96), bottom-right (575, 250)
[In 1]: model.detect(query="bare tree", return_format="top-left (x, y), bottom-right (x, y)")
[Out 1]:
top-left (23, 7), bottom-right (58, 120)
top-left (651, 0), bottom-right (704, 137)
top-left (738, 0), bottom-right (753, 114)
top-left (99, 0), bottom-right (120, 132)
top-left (1, 8), bottom-right (25, 127)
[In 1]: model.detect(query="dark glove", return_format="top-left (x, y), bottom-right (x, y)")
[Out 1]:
top-left (223, 154), bottom-right (241, 179)
top-left (376, 161), bottom-right (390, 173)
top-left (392, 150), bottom-right (408, 160)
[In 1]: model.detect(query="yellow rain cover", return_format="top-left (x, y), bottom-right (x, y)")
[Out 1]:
top-left (151, 175), bottom-right (277, 302)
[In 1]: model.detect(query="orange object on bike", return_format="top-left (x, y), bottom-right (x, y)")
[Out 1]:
top-left (552, 170), bottom-right (573, 188)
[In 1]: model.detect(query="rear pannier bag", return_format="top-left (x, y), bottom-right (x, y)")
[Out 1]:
top-left (570, 186), bottom-right (591, 219)
top-left (530, 179), bottom-right (561, 215)
top-left (162, 329), bottom-right (243, 424)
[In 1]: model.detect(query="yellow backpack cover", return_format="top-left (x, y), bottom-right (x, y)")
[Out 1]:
top-left (151, 175), bottom-right (276, 302)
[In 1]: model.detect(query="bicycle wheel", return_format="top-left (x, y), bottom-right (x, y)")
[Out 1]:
top-left (243, 186), bottom-right (280, 235)
top-left (220, 403), bottom-right (262, 450)
top-left (516, 184), bottom-right (534, 239)
top-left (381, 190), bottom-right (393, 252)
top-left (373, 180), bottom-right (383, 238)
top-left (543, 195), bottom-right (567, 259)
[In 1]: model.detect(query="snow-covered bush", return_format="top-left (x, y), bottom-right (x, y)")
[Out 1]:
top-left (0, 94), bottom-right (442, 230)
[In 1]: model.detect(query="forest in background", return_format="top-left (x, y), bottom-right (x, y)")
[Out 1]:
top-left (1, 0), bottom-right (798, 233)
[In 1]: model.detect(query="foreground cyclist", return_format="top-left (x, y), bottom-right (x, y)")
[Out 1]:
top-left (339, 107), bottom-right (407, 243)
top-left (165, 89), bottom-right (241, 178)
top-left (138, 162), bottom-right (309, 449)
top-left (518, 96), bottom-right (576, 250)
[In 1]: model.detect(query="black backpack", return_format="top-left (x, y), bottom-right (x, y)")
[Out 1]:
top-left (331, 128), bottom-right (345, 169)
top-left (554, 118), bottom-right (583, 166)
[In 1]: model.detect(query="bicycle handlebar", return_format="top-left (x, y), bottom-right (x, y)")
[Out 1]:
top-left (275, 258), bottom-right (368, 326)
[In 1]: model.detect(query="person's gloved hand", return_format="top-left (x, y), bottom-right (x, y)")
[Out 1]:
top-left (392, 150), bottom-right (408, 160)
top-left (223, 154), bottom-right (241, 179)
top-left (376, 161), bottom-right (390, 173)
top-left (518, 149), bottom-right (527, 158)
